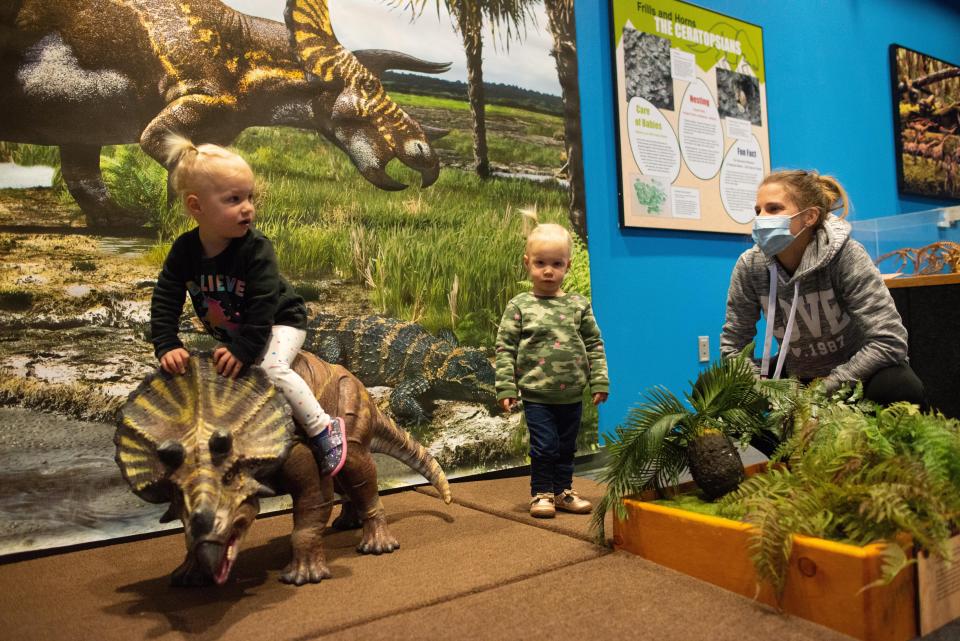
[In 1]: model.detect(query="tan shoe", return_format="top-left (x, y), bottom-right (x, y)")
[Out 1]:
top-left (529, 492), bottom-right (555, 518)
top-left (555, 488), bottom-right (592, 514)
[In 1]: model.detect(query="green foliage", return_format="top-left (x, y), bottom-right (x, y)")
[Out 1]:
top-left (590, 346), bottom-right (793, 542)
top-left (562, 234), bottom-right (592, 298)
top-left (100, 145), bottom-right (170, 221)
top-left (432, 129), bottom-right (564, 169)
top-left (717, 396), bottom-right (960, 597)
top-left (0, 142), bottom-right (60, 167)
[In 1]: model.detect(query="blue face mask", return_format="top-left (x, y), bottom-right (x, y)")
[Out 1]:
top-left (751, 209), bottom-right (811, 257)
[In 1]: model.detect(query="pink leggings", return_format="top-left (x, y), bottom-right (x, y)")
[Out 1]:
top-left (257, 325), bottom-right (331, 437)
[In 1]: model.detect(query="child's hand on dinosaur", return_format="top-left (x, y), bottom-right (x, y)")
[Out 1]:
top-left (159, 348), bottom-right (190, 375)
top-left (213, 346), bottom-right (244, 379)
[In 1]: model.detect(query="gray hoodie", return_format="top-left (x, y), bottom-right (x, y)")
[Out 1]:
top-left (720, 215), bottom-right (908, 391)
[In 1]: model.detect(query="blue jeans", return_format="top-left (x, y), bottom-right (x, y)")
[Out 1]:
top-left (523, 400), bottom-right (582, 496)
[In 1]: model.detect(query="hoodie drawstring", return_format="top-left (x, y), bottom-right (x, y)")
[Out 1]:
top-left (760, 263), bottom-right (800, 379)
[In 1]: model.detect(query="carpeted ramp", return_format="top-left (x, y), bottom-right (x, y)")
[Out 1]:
top-left (417, 475), bottom-right (613, 543)
top-left (321, 552), bottom-right (853, 641)
top-left (0, 490), bottom-right (603, 641)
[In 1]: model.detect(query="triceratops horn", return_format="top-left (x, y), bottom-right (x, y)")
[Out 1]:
top-left (157, 440), bottom-right (185, 469)
top-left (422, 125), bottom-right (450, 142)
top-left (351, 49), bottom-right (452, 77)
top-left (209, 430), bottom-right (233, 457)
top-left (254, 482), bottom-right (277, 498)
top-left (158, 503), bottom-right (180, 524)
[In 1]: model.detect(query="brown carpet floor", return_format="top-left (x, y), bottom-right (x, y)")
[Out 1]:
top-left (416, 475), bottom-right (612, 543)
top-left (0, 477), bottom-right (864, 641)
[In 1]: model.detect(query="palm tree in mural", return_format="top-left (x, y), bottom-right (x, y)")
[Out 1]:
top-left (543, 0), bottom-right (586, 244)
top-left (390, 0), bottom-right (537, 179)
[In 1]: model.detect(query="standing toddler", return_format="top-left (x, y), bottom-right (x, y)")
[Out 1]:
top-left (150, 134), bottom-right (346, 476)
top-left (495, 223), bottom-right (609, 518)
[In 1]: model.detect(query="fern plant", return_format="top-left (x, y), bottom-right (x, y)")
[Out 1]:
top-left (718, 398), bottom-right (960, 597)
top-left (590, 347), bottom-right (796, 542)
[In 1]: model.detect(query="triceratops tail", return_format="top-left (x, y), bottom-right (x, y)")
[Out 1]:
top-left (370, 411), bottom-right (452, 504)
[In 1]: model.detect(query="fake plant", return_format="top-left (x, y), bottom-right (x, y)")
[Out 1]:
top-left (590, 347), bottom-right (795, 542)
top-left (718, 387), bottom-right (960, 597)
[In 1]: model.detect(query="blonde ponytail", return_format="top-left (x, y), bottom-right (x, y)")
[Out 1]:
top-left (816, 174), bottom-right (850, 219)
top-left (762, 169), bottom-right (852, 227)
top-left (162, 133), bottom-right (246, 198)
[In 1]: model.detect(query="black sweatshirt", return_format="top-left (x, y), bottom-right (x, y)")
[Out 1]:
top-left (150, 228), bottom-right (306, 364)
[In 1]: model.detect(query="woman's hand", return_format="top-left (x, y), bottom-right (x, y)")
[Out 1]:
top-left (499, 397), bottom-right (518, 413)
top-left (159, 348), bottom-right (190, 375)
top-left (592, 392), bottom-right (609, 406)
top-left (213, 346), bottom-right (244, 379)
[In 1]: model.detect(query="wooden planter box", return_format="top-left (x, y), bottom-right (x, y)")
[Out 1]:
top-left (612, 467), bottom-right (917, 641)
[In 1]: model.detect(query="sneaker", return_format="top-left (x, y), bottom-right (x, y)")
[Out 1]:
top-left (308, 417), bottom-right (348, 477)
top-left (529, 492), bottom-right (555, 518)
top-left (555, 488), bottom-right (592, 514)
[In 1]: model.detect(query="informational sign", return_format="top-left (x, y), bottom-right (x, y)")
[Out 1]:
top-left (611, 0), bottom-right (770, 233)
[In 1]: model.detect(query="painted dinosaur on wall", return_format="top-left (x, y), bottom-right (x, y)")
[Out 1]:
top-left (1, 0), bottom-right (448, 227)
top-left (305, 313), bottom-right (497, 425)
top-left (115, 351), bottom-right (452, 586)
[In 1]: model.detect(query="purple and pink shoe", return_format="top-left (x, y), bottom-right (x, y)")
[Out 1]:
top-left (309, 417), bottom-right (348, 477)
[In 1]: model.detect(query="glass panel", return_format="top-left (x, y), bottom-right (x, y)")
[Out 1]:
top-left (849, 207), bottom-right (960, 276)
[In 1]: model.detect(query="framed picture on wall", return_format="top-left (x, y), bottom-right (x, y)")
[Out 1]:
top-left (890, 44), bottom-right (960, 201)
top-left (609, 0), bottom-right (770, 233)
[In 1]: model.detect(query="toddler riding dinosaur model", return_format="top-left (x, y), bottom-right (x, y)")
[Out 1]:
top-left (1, 0), bottom-right (447, 227)
top-left (115, 351), bottom-right (451, 586)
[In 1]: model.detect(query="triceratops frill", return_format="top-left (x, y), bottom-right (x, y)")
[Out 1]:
top-left (115, 352), bottom-right (451, 586)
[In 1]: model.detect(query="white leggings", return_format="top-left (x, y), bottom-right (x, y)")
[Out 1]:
top-left (256, 325), bottom-right (331, 437)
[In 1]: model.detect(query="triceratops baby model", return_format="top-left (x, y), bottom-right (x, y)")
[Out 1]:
top-left (115, 351), bottom-right (451, 586)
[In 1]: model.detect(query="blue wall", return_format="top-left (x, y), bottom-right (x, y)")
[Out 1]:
top-left (574, 0), bottom-right (960, 439)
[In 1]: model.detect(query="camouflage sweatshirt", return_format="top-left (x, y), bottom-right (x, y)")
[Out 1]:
top-left (495, 292), bottom-right (609, 404)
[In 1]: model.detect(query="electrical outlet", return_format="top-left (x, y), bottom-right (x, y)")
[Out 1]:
top-left (698, 336), bottom-right (710, 362)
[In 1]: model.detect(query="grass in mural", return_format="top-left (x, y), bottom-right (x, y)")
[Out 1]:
top-left (392, 92), bottom-right (564, 126)
top-left (432, 129), bottom-right (563, 169)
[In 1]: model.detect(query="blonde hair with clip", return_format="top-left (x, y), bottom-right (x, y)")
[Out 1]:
top-left (163, 133), bottom-right (248, 198)
top-left (761, 169), bottom-right (851, 226)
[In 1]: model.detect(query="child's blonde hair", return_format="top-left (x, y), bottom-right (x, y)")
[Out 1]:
top-left (163, 133), bottom-right (249, 198)
top-left (761, 169), bottom-right (850, 225)
top-left (525, 223), bottom-right (573, 256)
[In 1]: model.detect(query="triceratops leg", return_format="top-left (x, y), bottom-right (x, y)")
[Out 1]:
top-left (279, 442), bottom-right (335, 585)
top-left (330, 483), bottom-right (362, 531)
top-left (59, 144), bottom-right (147, 229)
top-left (337, 376), bottom-right (400, 555)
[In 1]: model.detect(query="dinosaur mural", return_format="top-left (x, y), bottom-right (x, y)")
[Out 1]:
top-left (115, 351), bottom-right (452, 586)
top-left (0, 0), bottom-right (448, 227)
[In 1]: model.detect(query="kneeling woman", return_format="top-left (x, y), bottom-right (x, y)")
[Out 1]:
top-left (720, 170), bottom-right (924, 453)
